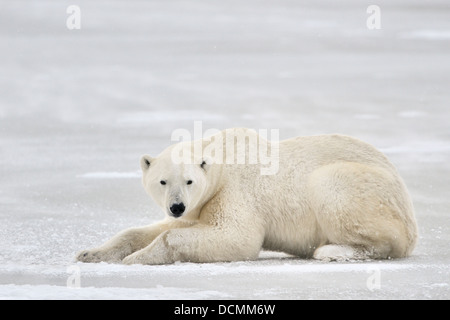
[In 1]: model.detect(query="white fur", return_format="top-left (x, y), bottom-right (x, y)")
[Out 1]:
top-left (76, 129), bottom-right (418, 265)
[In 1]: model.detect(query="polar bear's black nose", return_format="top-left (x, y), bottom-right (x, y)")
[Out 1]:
top-left (170, 203), bottom-right (185, 217)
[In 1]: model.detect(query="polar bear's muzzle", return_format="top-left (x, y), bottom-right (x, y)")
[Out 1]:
top-left (169, 202), bottom-right (185, 218)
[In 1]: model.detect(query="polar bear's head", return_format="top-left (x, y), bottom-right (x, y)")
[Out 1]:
top-left (140, 149), bottom-right (213, 219)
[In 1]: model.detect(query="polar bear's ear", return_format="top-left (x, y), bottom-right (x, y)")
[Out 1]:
top-left (140, 155), bottom-right (154, 171)
top-left (200, 157), bottom-right (212, 172)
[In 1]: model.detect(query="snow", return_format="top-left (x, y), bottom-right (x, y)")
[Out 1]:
top-left (1, 0), bottom-right (450, 300)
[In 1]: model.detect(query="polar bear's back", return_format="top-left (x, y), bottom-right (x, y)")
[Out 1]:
top-left (279, 134), bottom-right (395, 174)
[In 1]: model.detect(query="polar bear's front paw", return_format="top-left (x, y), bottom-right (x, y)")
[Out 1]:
top-left (76, 248), bottom-right (122, 263)
top-left (122, 234), bottom-right (174, 265)
top-left (122, 252), bottom-right (142, 265)
top-left (122, 249), bottom-right (170, 265)
top-left (76, 249), bottom-right (101, 263)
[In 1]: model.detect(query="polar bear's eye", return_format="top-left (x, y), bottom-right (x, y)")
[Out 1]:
top-left (160, 180), bottom-right (167, 185)
top-left (187, 180), bottom-right (193, 185)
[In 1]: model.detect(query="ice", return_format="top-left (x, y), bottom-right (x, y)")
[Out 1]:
top-left (1, 0), bottom-right (449, 299)
top-left (0, 284), bottom-right (230, 300)
top-left (353, 114), bottom-right (381, 120)
top-left (78, 172), bottom-right (141, 179)
top-left (400, 30), bottom-right (450, 40)
top-left (397, 111), bottom-right (428, 119)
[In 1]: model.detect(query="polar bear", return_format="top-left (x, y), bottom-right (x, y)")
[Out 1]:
top-left (76, 128), bottom-right (418, 264)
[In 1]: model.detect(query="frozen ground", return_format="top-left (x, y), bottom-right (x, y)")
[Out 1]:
top-left (0, 0), bottom-right (449, 299)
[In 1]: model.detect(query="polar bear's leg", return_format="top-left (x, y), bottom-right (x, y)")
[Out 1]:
top-left (76, 225), bottom-right (158, 263)
top-left (122, 224), bottom-right (263, 265)
top-left (313, 244), bottom-right (370, 261)
top-left (76, 219), bottom-right (194, 263)
top-left (308, 162), bottom-right (415, 261)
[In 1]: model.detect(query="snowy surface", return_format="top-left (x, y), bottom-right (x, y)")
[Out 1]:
top-left (1, 0), bottom-right (449, 299)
